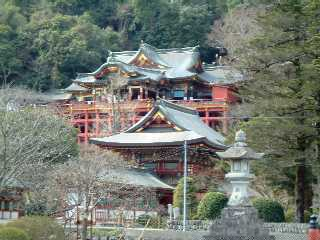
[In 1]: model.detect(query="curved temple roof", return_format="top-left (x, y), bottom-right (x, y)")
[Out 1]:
top-left (90, 99), bottom-right (226, 150)
top-left (73, 43), bottom-right (243, 86)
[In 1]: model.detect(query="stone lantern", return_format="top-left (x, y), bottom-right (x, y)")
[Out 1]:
top-left (217, 129), bottom-right (264, 206)
top-left (203, 130), bottom-right (274, 240)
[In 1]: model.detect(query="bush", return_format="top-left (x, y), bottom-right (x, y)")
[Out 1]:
top-left (137, 214), bottom-right (152, 226)
top-left (6, 216), bottom-right (64, 240)
top-left (0, 227), bottom-right (30, 240)
top-left (197, 192), bottom-right (228, 220)
top-left (252, 198), bottom-right (285, 222)
top-left (136, 214), bottom-right (166, 228)
top-left (285, 208), bottom-right (295, 222)
top-left (173, 177), bottom-right (198, 218)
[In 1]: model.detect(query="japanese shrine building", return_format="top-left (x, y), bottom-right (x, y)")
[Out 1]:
top-left (54, 42), bottom-right (242, 143)
top-left (90, 99), bottom-right (226, 189)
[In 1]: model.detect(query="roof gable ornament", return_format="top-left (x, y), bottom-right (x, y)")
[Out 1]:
top-left (107, 50), bottom-right (115, 63)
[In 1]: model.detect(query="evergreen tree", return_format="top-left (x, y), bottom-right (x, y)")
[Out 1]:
top-left (236, 0), bottom-right (320, 222)
top-left (173, 177), bottom-right (198, 219)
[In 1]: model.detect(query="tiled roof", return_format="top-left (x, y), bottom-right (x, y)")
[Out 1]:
top-left (91, 99), bottom-right (226, 150)
top-left (90, 131), bottom-right (206, 147)
top-left (100, 168), bottom-right (173, 190)
top-left (74, 43), bottom-right (243, 86)
top-left (64, 83), bottom-right (90, 92)
top-left (199, 65), bottom-right (243, 85)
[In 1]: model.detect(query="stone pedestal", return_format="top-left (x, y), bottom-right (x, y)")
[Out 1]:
top-left (202, 207), bottom-right (274, 240)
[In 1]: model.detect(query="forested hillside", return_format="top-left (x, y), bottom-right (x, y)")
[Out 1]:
top-left (0, 0), bottom-right (238, 91)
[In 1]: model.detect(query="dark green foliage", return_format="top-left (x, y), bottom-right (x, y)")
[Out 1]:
top-left (136, 214), bottom-right (166, 228)
top-left (197, 192), bottom-right (228, 220)
top-left (0, 227), bottom-right (30, 240)
top-left (253, 198), bottom-right (285, 223)
top-left (6, 216), bottom-right (64, 240)
top-left (0, 0), bottom-right (230, 90)
top-left (137, 214), bottom-right (152, 226)
top-left (235, 0), bottom-right (320, 222)
top-left (173, 177), bottom-right (198, 218)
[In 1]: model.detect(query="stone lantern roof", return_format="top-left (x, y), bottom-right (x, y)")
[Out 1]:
top-left (217, 130), bottom-right (264, 160)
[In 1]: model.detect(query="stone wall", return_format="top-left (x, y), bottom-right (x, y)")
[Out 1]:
top-left (168, 220), bottom-right (308, 234)
top-left (124, 228), bottom-right (307, 240)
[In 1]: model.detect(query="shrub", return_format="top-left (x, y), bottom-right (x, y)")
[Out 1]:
top-left (6, 216), bottom-right (64, 240)
top-left (0, 227), bottom-right (30, 240)
top-left (173, 177), bottom-right (198, 218)
top-left (252, 198), bottom-right (285, 222)
top-left (197, 192), bottom-right (228, 220)
top-left (285, 208), bottom-right (295, 222)
top-left (137, 214), bottom-right (152, 226)
top-left (136, 214), bottom-right (166, 228)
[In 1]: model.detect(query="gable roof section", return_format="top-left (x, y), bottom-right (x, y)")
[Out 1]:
top-left (64, 83), bottom-right (90, 92)
top-left (74, 43), bottom-right (243, 86)
top-left (199, 65), bottom-right (243, 85)
top-left (90, 99), bottom-right (226, 149)
top-left (128, 43), bottom-right (170, 67)
top-left (90, 131), bottom-right (206, 147)
top-left (100, 168), bottom-right (173, 190)
top-left (126, 99), bottom-right (226, 149)
top-left (112, 44), bottom-right (200, 69)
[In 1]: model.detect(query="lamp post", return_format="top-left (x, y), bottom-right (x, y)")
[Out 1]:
top-left (183, 140), bottom-right (187, 232)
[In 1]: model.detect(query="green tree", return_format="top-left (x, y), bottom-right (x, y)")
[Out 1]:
top-left (0, 1), bottom-right (27, 87)
top-left (236, 0), bottom-right (320, 222)
top-left (130, 0), bottom-right (212, 48)
top-left (173, 177), bottom-right (198, 219)
top-left (253, 198), bottom-right (285, 223)
top-left (27, 13), bottom-right (121, 90)
top-left (197, 192), bottom-right (228, 220)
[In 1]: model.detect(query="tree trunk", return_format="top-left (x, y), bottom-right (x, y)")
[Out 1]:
top-left (81, 218), bottom-right (88, 240)
top-left (295, 162), bottom-right (306, 223)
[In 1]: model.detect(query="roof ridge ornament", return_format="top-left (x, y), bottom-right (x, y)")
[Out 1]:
top-left (192, 45), bottom-right (200, 52)
top-left (107, 50), bottom-right (115, 63)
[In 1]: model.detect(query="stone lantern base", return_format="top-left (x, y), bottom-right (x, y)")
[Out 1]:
top-left (202, 206), bottom-right (274, 240)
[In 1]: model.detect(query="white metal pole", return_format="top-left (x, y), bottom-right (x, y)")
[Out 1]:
top-left (183, 140), bottom-right (187, 232)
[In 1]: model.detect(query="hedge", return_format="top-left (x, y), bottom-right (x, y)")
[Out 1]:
top-left (0, 227), bottom-right (30, 240)
top-left (252, 198), bottom-right (285, 222)
top-left (6, 216), bottom-right (64, 240)
top-left (197, 192), bottom-right (228, 220)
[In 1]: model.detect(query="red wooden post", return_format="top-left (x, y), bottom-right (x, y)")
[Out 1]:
top-left (309, 215), bottom-right (320, 240)
top-left (84, 110), bottom-right (88, 143)
top-left (96, 110), bottom-right (100, 137)
top-left (309, 229), bottom-right (320, 240)
top-left (205, 108), bottom-right (210, 125)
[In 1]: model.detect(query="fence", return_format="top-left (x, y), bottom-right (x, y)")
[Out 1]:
top-left (167, 220), bottom-right (309, 234)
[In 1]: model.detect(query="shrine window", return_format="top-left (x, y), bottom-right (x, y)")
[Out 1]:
top-left (4, 201), bottom-right (9, 210)
top-left (199, 111), bottom-right (205, 117)
top-left (173, 90), bottom-right (184, 100)
top-left (165, 162), bottom-right (178, 170)
top-left (83, 96), bottom-right (93, 102)
top-left (79, 124), bottom-right (85, 133)
top-left (144, 163), bottom-right (156, 170)
top-left (209, 111), bottom-right (223, 117)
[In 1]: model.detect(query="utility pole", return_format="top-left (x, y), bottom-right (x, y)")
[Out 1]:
top-left (183, 140), bottom-right (187, 232)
